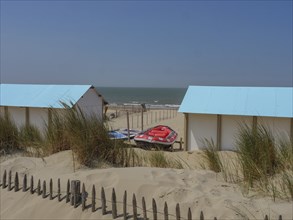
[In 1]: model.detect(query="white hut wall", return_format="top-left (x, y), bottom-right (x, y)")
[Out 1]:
top-left (187, 114), bottom-right (217, 151)
top-left (5, 107), bottom-right (26, 128)
top-left (76, 89), bottom-right (103, 119)
top-left (0, 107), bottom-right (4, 117)
top-left (221, 115), bottom-right (253, 151)
top-left (29, 107), bottom-right (49, 132)
top-left (258, 116), bottom-right (291, 139)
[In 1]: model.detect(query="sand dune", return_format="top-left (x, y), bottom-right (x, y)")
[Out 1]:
top-left (1, 150), bottom-right (292, 220)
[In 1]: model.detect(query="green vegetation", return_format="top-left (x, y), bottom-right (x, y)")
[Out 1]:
top-left (148, 151), bottom-right (183, 169)
top-left (0, 114), bottom-right (19, 152)
top-left (201, 138), bottom-right (222, 173)
top-left (202, 123), bottom-right (293, 201)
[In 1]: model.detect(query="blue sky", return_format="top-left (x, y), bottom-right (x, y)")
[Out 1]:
top-left (0, 0), bottom-right (292, 88)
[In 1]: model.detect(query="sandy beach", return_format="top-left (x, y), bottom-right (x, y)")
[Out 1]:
top-left (0, 108), bottom-right (292, 220)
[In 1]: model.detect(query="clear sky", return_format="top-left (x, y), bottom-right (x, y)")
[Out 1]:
top-left (0, 0), bottom-right (292, 88)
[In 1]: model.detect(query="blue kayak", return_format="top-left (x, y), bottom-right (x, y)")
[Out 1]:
top-left (108, 131), bottom-right (128, 140)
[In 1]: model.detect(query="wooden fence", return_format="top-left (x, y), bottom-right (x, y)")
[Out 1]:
top-left (0, 170), bottom-right (284, 220)
top-left (109, 106), bottom-right (179, 131)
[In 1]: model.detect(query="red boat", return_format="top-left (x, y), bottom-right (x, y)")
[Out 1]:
top-left (134, 125), bottom-right (178, 149)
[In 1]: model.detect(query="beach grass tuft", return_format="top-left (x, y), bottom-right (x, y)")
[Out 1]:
top-left (148, 151), bottom-right (183, 169)
top-left (0, 114), bottom-right (19, 152)
top-left (201, 138), bottom-right (222, 173)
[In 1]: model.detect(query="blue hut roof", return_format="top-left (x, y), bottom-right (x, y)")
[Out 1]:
top-left (179, 86), bottom-right (293, 118)
top-left (0, 84), bottom-right (95, 108)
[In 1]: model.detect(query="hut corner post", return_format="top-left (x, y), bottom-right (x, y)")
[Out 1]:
top-left (184, 113), bottom-right (189, 151)
top-left (217, 114), bottom-right (222, 151)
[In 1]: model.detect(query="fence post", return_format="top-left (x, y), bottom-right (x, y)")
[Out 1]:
top-left (279, 215), bottom-right (282, 220)
top-left (142, 197), bottom-right (147, 220)
top-left (49, 179), bottom-right (53, 200)
top-left (123, 191), bottom-right (127, 220)
top-left (30, 176), bottom-right (34, 194)
top-left (8, 170), bottom-right (12, 191)
top-left (141, 108), bottom-right (144, 131)
top-left (152, 198), bottom-right (157, 220)
top-left (66, 179), bottom-right (70, 203)
top-left (133, 193), bottom-right (137, 220)
top-left (2, 170), bottom-right (6, 189)
top-left (81, 183), bottom-right (86, 211)
top-left (127, 111), bottom-right (130, 142)
top-left (71, 181), bottom-right (75, 206)
top-left (112, 188), bottom-right (117, 219)
top-left (164, 202), bottom-right (169, 220)
top-left (188, 208), bottom-right (192, 220)
top-left (101, 187), bottom-right (106, 215)
top-left (42, 180), bottom-right (46, 198)
top-left (264, 215), bottom-right (268, 220)
top-left (37, 179), bottom-right (41, 195)
top-left (74, 181), bottom-right (81, 208)
top-left (14, 172), bottom-right (19, 192)
top-left (23, 174), bottom-right (27, 192)
top-left (200, 211), bottom-right (204, 220)
top-left (137, 114), bottom-right (139, 128)
top-left (92, 185), bottom-right (96, 212)
top-left (57, 178), bottom-right (61, 202)
top-left (176, 203), bottom-right (180, 220)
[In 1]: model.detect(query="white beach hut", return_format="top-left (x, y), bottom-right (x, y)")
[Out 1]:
top-left (0, 84), bottom-right (108, 132)
top-left (179, 86), bottom-right (293, 151)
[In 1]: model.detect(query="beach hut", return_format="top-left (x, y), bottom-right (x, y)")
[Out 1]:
top-left (179, 86), bottom-right (293, 151)
top-left (0, 84), bottom-right (108, 132)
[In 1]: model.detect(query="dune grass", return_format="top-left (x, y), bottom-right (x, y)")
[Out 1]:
top-left (43, 104), bottom-right (143, 167)
top-left (0, 114), bottom-right (19, 153)
top-left (201, 138), bottom-right (222, 173)
top-left (148, 151), bottom-right (184, 169)
top-left (202, 123), bottom-right (293, 200)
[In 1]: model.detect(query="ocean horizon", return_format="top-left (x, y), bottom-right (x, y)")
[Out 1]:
top-left (96, 87), bottom-right (187, 107)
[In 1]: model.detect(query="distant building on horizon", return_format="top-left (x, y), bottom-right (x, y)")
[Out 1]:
top-left (179, 86), bottom-right (293, 151)
top-left (0, 84), bottom-right (108, 132)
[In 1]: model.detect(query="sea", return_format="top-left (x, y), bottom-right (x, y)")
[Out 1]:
top-left (96, 87), bottom-right (187, 108)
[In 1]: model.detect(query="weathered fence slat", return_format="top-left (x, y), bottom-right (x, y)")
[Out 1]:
top-left (42, 180), bottom-right (46, 198)
top-left (264, 215), bottom-right (268, 220)
top-left (2, 170), bottom-right (7, 189)
top-left (132, 193), bottom-right (137, 220)
top-left (74, 180), bottom-right (80, 208)
top-left (8, 170), bottom-right (12, 191)
top-left (14, 172), bottom-right (19, 192)
top-left (176, 203), bottom-right (180, 220)
top-left (57, 178), bottom-right (61, 202)
top-left (66, 179), bottom-right (70, 203)
top-left (49, 178), bottom-right (53, 200)
top-left (23, 174), bottom-right (27, 192)
top-left (152, 198), bottom-right (158, 220)
top-left (30, 176), bottom-right (34, 194)
top-left (214, 217), bottom-right (217, 220)
top-left (142, 196), bottom-right (147, 220)
top-left (81, 183), bottom-right (86, 211)
top-left (92, 185), bottom-right (96, 212)
top-left (71, 181), bottom-right (75, 206)
top-left (164, 202), bottom-right (169, 220)
top-left (37, 179), bottom-right (41, 195)
top-left (279, 215), bottom-right (282, 220)
top-left (200, 211), bottom-right (204, 220)
top-left (112, 188), bottom-right (117, 219)
top-left (123, 191), bottom-right (127, 220)
top-left (188, 208), bottom-right (192, 220)
top-left (101, 187), bottom-right (106, 215)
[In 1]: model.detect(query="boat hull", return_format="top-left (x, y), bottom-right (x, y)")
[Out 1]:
top-left (134, 125), bottom-right (177, 149)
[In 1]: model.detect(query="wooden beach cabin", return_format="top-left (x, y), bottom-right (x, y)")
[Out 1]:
top-left (0, 84), bottom-right (108, 132)
top-left (179, 86), bottom-right (293, 151)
